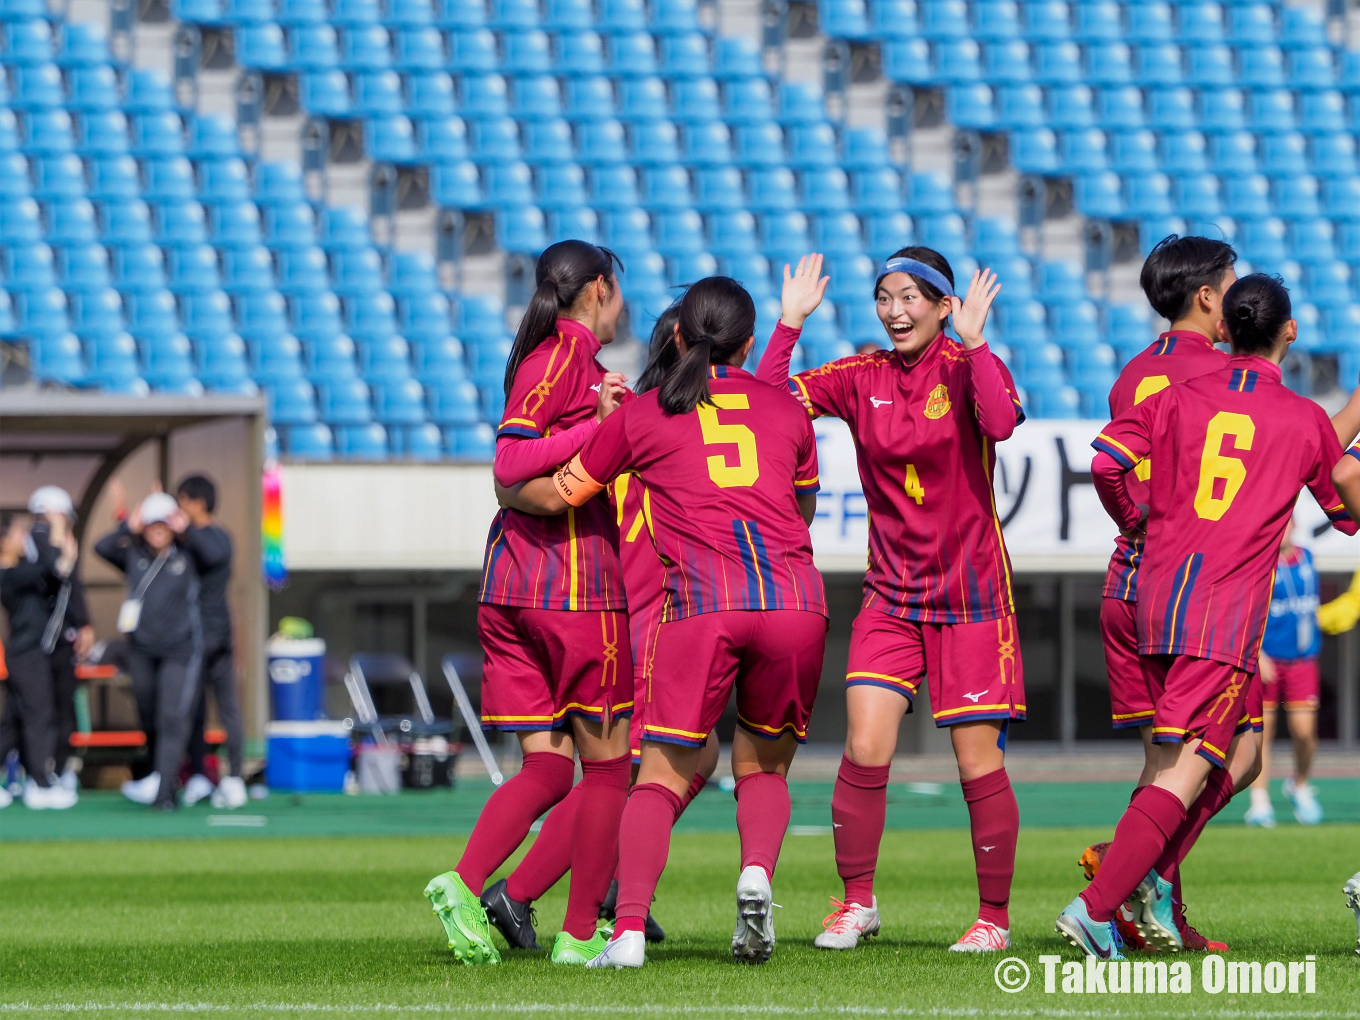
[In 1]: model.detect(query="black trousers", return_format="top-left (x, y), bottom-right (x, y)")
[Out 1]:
top-left (0, 647), bottom-right (57, 787)
top-left (47, 642), bottom-right (79, 775)
top-left (187, 643), bottom-right (244, 778)
top-left (128, 647), bottom-right (201, 801)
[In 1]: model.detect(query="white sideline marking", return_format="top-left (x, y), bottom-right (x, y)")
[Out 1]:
top-left (205, 816), bottom-right (268, 828)
top-left (1, 1005), bottom-right (1356, 1018)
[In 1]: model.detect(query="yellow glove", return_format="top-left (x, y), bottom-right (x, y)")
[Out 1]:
top-left (1318, 568), bottom-right (1360, 635)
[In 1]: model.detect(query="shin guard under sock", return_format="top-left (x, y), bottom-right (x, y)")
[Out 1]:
top-left (961, 767), bottom-right (1019, 929)
top-left (831, 756), bottom-right (890, 907)
top-left (563, 754), bottom-right (632, 940)
top-left (1080, 785), bottom-right (1187, 922)
top-left (613, 783), bottom-right (684, 934)
top-left (455, 751), bottom-right (574, 896)
top-left (734, 772), bottom-right (791, 879)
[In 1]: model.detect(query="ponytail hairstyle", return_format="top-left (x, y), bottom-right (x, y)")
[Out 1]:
top-left (1222, 273), bottom-right (1291, 356)
top-left (657, 276), bottom-right (757, 416)
top-left (503, 239), bottom-right (622, 397)
top-left (634, 292), bottom-right (687, 395)
top-left (875, 246), bottom-right (955, 302)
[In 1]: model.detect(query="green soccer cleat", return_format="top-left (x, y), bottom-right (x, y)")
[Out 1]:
top-left (551, 929), bottom-right (611, 965)
top-left (424, 871), bottom-right (501, 966)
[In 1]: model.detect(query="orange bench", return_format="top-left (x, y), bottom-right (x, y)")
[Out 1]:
top-left (70, 728), bottom-right (227, 748)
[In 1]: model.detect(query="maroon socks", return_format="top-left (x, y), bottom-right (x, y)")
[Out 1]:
top-left (1081, 784), bottom-right (1187, 922)
top-left (734, 772), bottom-right (791, 879)
top-left (613, 782), bottom-right (684, 936)
top-left (562, 754), bottom-right (632, 940)
top-left (504, 783), bottom-right (580, 903)
top-left (830, 756), bottom-right (890, 907)
top-left (455, 751), bottom-right (574, 896)
top-left (1155, 768), bottom-right (1234, 879)
top-left (961, 767), bottom-right (1019, 929)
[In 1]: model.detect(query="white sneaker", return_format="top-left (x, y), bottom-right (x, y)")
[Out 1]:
top-left (585, 929), bottom-right (646, 969)
top-left (0, 786), bottom-right (11, 808)
top-left (1244, 797), bottom-right (1276, 828)
top-left (1284, 778), bottom-right (1323, 825)
top-left (814, 896), bottom-right (881, 950)
top-left (121, 772), bottom-right (160, 805)
top-left (58, 768), bottom-right (79, 793)
top-left (182, 774), bottom-right (215, 807)
top-left (23, 778), bottom-right (78, 810)
top-left (950, 919), bottom-right (1011, 952)
top-left (210, 776), bottom-right (248, 809)
top-left (1344, 871), bottom-right (1360, 958)
top-left (732, 864), bottom-right (777, 963)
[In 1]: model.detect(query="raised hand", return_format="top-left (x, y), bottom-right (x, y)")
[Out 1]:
top-left (780, 253), bottom-right (830, 330)
top-left (949, 269), bottom-right (1002, 349)
top-left (596, 371), bottom-right (629, 421)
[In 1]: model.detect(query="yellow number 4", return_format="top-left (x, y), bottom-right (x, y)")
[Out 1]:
top-left (697, 393), bottom-right (760, 488)
top-left (1195, 411), bottom-right (1254, 521)
top-left (904, 463), bottom-right (925, 505)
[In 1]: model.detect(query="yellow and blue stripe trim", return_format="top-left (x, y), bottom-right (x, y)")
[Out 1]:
top-left (1228, 367), bottom-right (1258, 392)
top-left (1091, 433), bottom-right (1140, 470)
top-left (481, 700), bottom-right (635, 732)
top-left (736, 714), bottom-right (809, 743)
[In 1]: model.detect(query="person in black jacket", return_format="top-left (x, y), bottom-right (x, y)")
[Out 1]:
top-left (95, 491), bottom-right (202, 811)
top-left (0, 510), bottom-right (79, 810)
top-left (176, 475), bottom-right (247, 810)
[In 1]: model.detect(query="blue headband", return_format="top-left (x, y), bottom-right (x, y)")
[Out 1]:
top-left (876, 258), bottom-right (955, 298)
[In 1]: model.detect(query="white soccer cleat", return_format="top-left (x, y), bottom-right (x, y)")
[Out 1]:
top-left (120, 772), bottom-right (160, 805)
top-left (211, 776), bottom-right (248, 809)
top-left (950, 919), bottom-right (1011, 952)
top-left (814, 896), bottom-right (881, 950)
top-left (58, 768), bottom-right (79, 793)
top-left (585, 929), bottom-right (646, 969)
top-left (1283, 778), bottom-right (1323, 825)
top-left (732, 865), bottom-right (777, 964)
top-left (0, 785), bottom-right (11, 809)
top-left (1345, 872), bottom-right (1360, 957)
top-left (22, 778), bottom-right (77, 810)
top-left (182, 774), bottom-right (215, 807)
top-left (1243, 799), bottom-right (1276, 828)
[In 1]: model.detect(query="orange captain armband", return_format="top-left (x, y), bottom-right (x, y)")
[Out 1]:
top-left (552, 454), bottom-right (606, 508)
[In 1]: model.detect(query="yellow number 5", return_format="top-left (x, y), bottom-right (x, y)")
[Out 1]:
top-left (1194, 411), bottom-right (1254, 521)
top-left (697, 393), bottom-right (760, 488)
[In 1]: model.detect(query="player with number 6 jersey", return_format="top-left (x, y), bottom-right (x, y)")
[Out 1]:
top-left (758, 247), bottom-right (1026, 954)
top-left (1061, 273), bottom-right (1360, 960)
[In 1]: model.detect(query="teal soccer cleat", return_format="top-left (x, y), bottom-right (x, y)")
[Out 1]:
top-left (1056, 896), bottom-right (1126, 960)
top-left (1129, 869), bottom-right (1182, 952)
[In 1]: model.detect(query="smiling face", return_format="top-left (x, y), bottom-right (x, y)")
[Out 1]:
top-left (144, 521), bottom-right (173, 551)
top-left (875, 272), bottom-right (952, 360)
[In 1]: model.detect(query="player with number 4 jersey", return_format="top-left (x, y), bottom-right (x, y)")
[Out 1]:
top-left (758, 248), bottom-right (1025, 954)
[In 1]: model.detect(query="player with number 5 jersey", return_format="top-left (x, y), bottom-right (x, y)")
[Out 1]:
top-left (758, 247), bottom-right (1027, 954)
top-left (1062, 273), bottom-right (1360, 960)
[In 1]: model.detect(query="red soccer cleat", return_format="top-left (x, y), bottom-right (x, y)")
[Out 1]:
top-left (1175, 901), bottom-right (1229, 952)
top-left (1079, 842), bottom-right (1149, 952)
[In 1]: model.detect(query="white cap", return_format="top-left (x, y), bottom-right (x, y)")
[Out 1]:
top-left (140, 492), bottom-right (178, 526)
top-left (28, 485), bottom-right (74, 517)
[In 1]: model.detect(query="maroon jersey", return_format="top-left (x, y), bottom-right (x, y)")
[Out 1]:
top-left (1103, 330), bottom-right (1230, 602)
top-left (1093, 356), bottom-right (1355, 672)
top-left (791, 334), bottom-right (1024, 624)
top-left (479, 319), bottom-right (625, 611)
top-left (611, 471), bottom-right (665, 667)
top-left (562, 366), bottom-right (825, 622)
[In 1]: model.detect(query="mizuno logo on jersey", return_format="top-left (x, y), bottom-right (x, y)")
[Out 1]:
top-left (589, 383), bottom-right (601, 392)
top-left (869, 396), bottom-right (892, 408)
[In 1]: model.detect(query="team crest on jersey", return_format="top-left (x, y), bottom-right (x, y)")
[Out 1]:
top-left (923, 384), bottom-right (951, 419)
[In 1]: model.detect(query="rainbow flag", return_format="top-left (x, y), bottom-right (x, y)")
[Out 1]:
top-left (262, 460), bottom-right (287, 590)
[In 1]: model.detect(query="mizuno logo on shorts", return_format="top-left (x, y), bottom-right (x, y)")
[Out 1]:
top-left (962, 690), bottom-right (988, 702)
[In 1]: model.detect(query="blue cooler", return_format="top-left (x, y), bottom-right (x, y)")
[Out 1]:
top-left (268, 637), bottom-right (325, 720)
top-left (265, 721), bottom-right (351, 792)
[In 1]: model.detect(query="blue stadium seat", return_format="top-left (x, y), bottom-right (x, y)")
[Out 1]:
top-left (3, 17), bottom-right (53, 64)
top-left (367, 115), bottom-right (416, 162)
top-left (181, 290), bottom-right (234, 340)
top-left (997, 84), bottom-right (1045, 129)
top-left (447, 422), bottom-right (495, 459)
top-left (813, 211), bottom-right (865, 257)
top-left (23, 109), bottom-right (75, 154)
top-left (1047, 84), bottom-right (1095, 129)
top-left (724, 77), bottom-right (774, 125)
top-left (1085, 42), bottom-right (1133, 87)
top-left (208, 200), bottom-right (261, 248)
top-left (1033, 42), bottom-right (1082, 85)
top-left (511, 75), bottom-right (560, 122)
top-left (817, 0), bottom-right (870, 39)
top-left (292, 291), bottom-right (344, 340)
top-left (1061, 128), bottom-right (1108, 172)
top-left (70, 287), bottom-right (124, 338)
top-left (1075, 171), bottom-right (1122, 217)
top-left (919, 0), bottom-right (967, 40)
top-left (1281, 5), bottom-right (1326, 49)
top-left (168, 244), bottom-right (222, 294)
top-left (1111, 130), bottom-right (1158, 174)
top-left (600, 206), bottom-right (650, 256)
top-left (66, 66), bottom-right (119, 113)
top-left (1025, 0), bottom-right (1070, 41)
top-left (1289, 219), bottom-right (1336, 265)
top-left (1124, 171), bottom-right (1173, 217)
top-left (347, 291), bottom-right (400, 341)
top-left (289, 25), bottom-right (340, 70)
top-left (629, 119), bottom-right (680, 166)
top-left (124, 289), bottom-right (180, 338)
top-left (1147, 87), bottom-right (1194, 132)
top-left (544, 0), bottom-right (593, 31)
top-left (303, 332), bottom-right (357, 382)
top-left (331, 0), bottom-right (380, 25)
top-left (331, 248), bottom-right (383, 296)
top-left (352, 70), bottom-right (402, 115)
top-left (661, 32), bottom-right (710, 78)
top-left (1228, 3), bottom-right (1275, 45)
top-left (972, 216), bottom-right (1020, 263)
top-left (123, 68), bottom-right (174, 114)
top-left (556, 30), bottom-right (605, 77)
top-left (266, 202), bottom-right (318, 250)
top-left (1009, 127), bottom-right (1059, 173)
top-left (321, 207), bottom-right (372, 250)
top-left (866, 211), bottom-right (915, 256)
top-left (48, 197), bottom-right (98, 245)
top-left (908, 171), bottom-right (956, 214)
top-left (732, 122), bottom-right (782, 169)
top-left (57, 22), bottom-right (112, 66)
top-left (975, 0), bottom-right (1023, 42)
top-left (284, 422), bottom-right (334, 459)
top-left (1161, 131), bottom-right (1209, 176)
top-left (947, 83), bottom-right (996, 128)
top-left (521, 118), bottom-right (571, 164)
top-left (689, 165), bottom-right (741, 212)
top-left (188, 115), bottom-right (241, 159)
top-left (113, 244), bottom-right (168, 299)
top-left (883, 38), bottom-right (932, 84)
top-left (335, 424), bottom-right (388, 458)
top-left (935, 39), bottom-right (983, 84)
top-left (0, 194), bottom-right (42, 244)
top-left (392, 422), bottom-right (443, 461)
top-left (713, 36), bottom-right (762, 81)
top-left (1239, 217), bottom-right (1288, 264)
top-left (470, 115), bottom-right (522, 163)
top-left (341, 24), bottom-right (395, 70)
top-left (384, 0), bottom-right (434, 25)
top-left (546, 207), bottom-right (597, 245)
top-left (618, 77), bottom-right (668, 124)
top-left (708, 209), bottom-right (759, 258)
top-left (1312, 134), bottom-right (1358, 179)
top-left (1257, 132), bottom-right (1306, 179)
top-left (1251, 90), bottom-right (1296, 132)
top-left (412, 336), bottom-right (466, 380)
top-left (741, 166), bottom-right (795, 213)
top-left (664, 78), bottom-right (716, 125)
top-left (1099, 87), bottom-right (1144, 130)
top-left (483, 160), bottom-right (533, 208)
top-left (586, 164), bottom-right (637, 210)
top-left (1304, 260), bottom-right (1351, 307)
top-left (33, 152), bottom-right (84, 200)
top-left (1290, 48), bottom-right (1335, 92)
top-left (761, 210), bottom-right (812, 268)
top-left (534, 161), bottom-right (586, 209)
top-left (200, 157), bottom-right (251, 205)
top-left (778, 82), bottom-right (826, 126)
top-left (1174, 173), bottom-right (1222, 218)
top-left (459, 75), bottom-right (512, 122)
top-left (800, 168), bottom-right (851, 213)
top-left (1136, 43), bottom-right (1183, 86)
top-left (919, 212), bottom-right (968, 258)
top-left (1238, 46), bottom-right (1286, 90)
top-left (86, 155), bottom-right (137, 203)
top-left (787, 123), bottom-right (836, 169)
top-left (676, 119), bottom-right (729, 166)
top-left (237, 23), bottom-right (287, 70)
top-left (1178, 2), bottom-right (1223, 42)
top-left (1224, 172), bottom-right (1271, 217)
top-left (299, 70), bottom-right (350, 115)
top-left (560, 75), bottom-right (613, 123)
top-left (501, 30), bottom-right (550, 76)
top-left (1127, 3), bottom-right (1173, 44)
top-left (253, 162), bottom-right (306, 210)
top-left (1300, 91), bottom-right (1347, 135)
top-left (59, 242), bottom-right (111, 293)
top-left (1187, 44), bottom-right (1233, 88)
top-left (638, 164), bottom-right (691, 211)
top-left (448, 28), bottom-right (498, 74)
top-left (653, 208), bottom-right (704, 256)
top-left (11, 62), bottom-right (63, 109)
top-left (1273, 175), bottom-right (1322, 219)
top-left (6, 242), bottom-right (55, 297)
top-left (1211, 130), bottom-right (1256, 174)
top-left (402, 292), bottom-right (455, 340)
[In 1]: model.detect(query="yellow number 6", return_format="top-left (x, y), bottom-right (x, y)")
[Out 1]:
top-left (1194, 411), bottom-right (1254, 521)
top-left (697, 393), bottom-right (760, 488)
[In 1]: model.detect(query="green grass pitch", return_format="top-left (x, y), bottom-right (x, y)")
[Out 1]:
top-left (3, 824), bottom-right (1359, 1019)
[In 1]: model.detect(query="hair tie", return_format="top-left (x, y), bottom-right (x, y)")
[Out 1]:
top-left (876, 257), bottom-right (955, 298)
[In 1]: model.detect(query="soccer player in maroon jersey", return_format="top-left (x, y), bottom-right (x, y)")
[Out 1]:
top-left (512, 276), bottom-right (827, 968)
top-left (425, 240), bottom-right (636, 967)
top-left (757, 247), bottom-right (1025, 952)
top-left (1082, 235), bottom-right (1239, 953)
top-left (1060, 274), bottom-right (1360, 959)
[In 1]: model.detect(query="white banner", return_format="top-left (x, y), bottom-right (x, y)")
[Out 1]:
top-left (808, 418), bottom-right (1360, 572)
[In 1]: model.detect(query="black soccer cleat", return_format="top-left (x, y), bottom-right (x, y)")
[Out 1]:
top-left (480, 878), bottom-right (539, 950)
top-left (599, 878), bottom-right (618, 921)
top-left (644, 912), bottom-right (666, 943)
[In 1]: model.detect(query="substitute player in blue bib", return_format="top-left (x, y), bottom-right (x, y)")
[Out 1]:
top-left (1245, 518), bottom-right (1324, 827)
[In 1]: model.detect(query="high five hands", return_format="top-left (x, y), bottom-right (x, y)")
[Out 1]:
top-left (780, 254), bottom-right (830, 331)
top-left (949, 269), bottom-right (1002, 350)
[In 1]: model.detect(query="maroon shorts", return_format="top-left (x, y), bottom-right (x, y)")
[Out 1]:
top-left (641, 609), bottom-right (826, 748)
top-left (1243, 671), bottom-right (1264, 733)
top-left (628, 598), bottom-right (665, 763)
top-left (478, 604), bottom-right (633, 731)
top-left (844, 608), bottom-right (1026, 726)
top-left (1262, 657), bottom-right (1321, 711)
top-left (1101, 596), bottom-right (1163, 729)
top-left (1145, 654), bottom-right (1251, 768)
